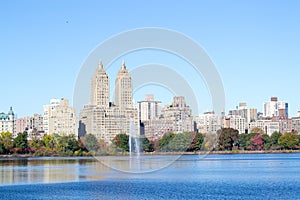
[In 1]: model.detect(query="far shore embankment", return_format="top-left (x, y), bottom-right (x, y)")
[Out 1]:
top-left (1, 150), bottom-right (300, 159)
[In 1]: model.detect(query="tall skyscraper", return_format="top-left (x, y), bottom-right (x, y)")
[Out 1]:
top-left (79, 60), bottom-right (139, 143)
top-left (115, 61), bottom-right (133, 109)
top-left (90, 61), bottom-right (110, 107)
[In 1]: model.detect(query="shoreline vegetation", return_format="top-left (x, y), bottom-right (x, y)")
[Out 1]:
top-left (1, 150), bottom-right (300, 159)
top-left (1, 128), bottom-right (300, 159)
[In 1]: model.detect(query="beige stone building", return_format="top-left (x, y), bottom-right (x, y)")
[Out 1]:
top-left (43, 98), bottom-right (77, 136)
top-left (162, 96), bottom-right (193, 133)
top-left (115, 61), bottom-right (133, 109)
top-left (90, 61), bottom-right (110, 107)
top-left (79, 61), bottom-right (139, 143)
top-left (224, 115), bottom-right (246, 134)
top-left (141, 96), bottom-right (194, 140)
top-left (194, 112), bottom-right (223, 134)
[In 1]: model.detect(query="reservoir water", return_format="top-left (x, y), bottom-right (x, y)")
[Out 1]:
top-left (1, 153), bottom-right (300, 199)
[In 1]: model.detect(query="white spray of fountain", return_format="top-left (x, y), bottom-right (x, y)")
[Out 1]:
top-left (129, 120), bottom-right (141, 172)
top-left (129, 120), bottom-right (140, 157)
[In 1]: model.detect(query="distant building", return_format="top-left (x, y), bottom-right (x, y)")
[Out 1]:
top-left (249, 120), bottom-right (279, 136)
top-left (115, 61), bottom-right (133, 109)
top-left (138, 94), bottom-right (162, 121)
top-left (273, 117), bottom-right (292, 134)
top-left (90, 61), bottom-right (110, 107)
top-left (141, 96), bottom-right (193, 139)
top-left (224, 115), bottom-right (246, 134)
top-left (141, 118), bottom-right (175, 141)
top-left (14, 113), bottom-right (44, 139)
top-left (194, 112), bottom-right (223, 134)
top-left (43, 98), bottom-right (77, 136)
top-left (79, 61), bottom-right (139, 143)
top-left (14, 117), bottom-right (28, 136)
top-left (229, 103), bottom-right (257, 124)
top-left (292, 117), bottom-right (300, 133)
top-left (263, 97), bottom-right (288, 118)
top-left (162, 96), bottom-right (193, 133)
top-left (0, 107), bottom-right (14, 134)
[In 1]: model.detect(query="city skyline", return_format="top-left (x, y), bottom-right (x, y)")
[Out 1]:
top-left (1, 1), bottom-right (300, 117)
top-left (2, 60), bottom-right (300, 140)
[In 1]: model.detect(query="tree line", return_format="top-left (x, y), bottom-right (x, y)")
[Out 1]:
top-left (0, 132), bottom-right (93, 156)
top-left (216, 128), bottom-right (300, 151)
top-left (1, 128), bottom-right (300, 156)
top-left (112, 128), bottom-right (300, 152)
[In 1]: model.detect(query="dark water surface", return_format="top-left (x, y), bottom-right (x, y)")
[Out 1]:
top-left (1, 154), bottom-right (300, 199)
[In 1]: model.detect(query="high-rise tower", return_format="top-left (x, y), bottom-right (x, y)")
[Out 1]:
top-left (90, 61), bottom-right (110, 107)
top-left (115, 60), bottom-right (133, 109)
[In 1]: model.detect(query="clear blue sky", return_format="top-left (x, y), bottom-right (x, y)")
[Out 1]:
top-left (1, 0), bottom-right (300, 117)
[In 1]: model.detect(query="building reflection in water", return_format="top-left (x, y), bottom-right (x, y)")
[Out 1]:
top-left (0, 158), bottom-right (111, 185)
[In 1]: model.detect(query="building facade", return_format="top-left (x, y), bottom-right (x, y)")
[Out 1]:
top-left (137, 94), bottom-right (162, 121)
top-left (229, 102), bottom-right (257, 124)
top-left (14, 114), bottom-right (44, 139)
top-left (90, 61), bottom-right (110, 107)
top-left (0, 107), bottom-right (14, 134)
top-left (263, 97), bottom-right (288, 118)
top-left (224, 115), bottom-right (246, 134)
top-left (292, 117), bottom-right (300, 133)
top-left (194, 112), bottom-right (223, 134)
top-left (43, 98), bottom-right (77, 136)
top-left (141, 96), bottom-right (194, 139)
top-left (115, 60), bottom-right (133, 109)
top-left (79, 61), bottom-right (139, 143)
top-left (249, 120), bottom-right (280, 136)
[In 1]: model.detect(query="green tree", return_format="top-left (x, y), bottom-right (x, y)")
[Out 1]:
top-left (270, 131), bottom-right (282, 147)
top-left (217, 128), bottom-right (239, 151)
top-left (56, 134), bottom-right (79, 154)
top-left (278, 132), bottom-right (299, 150)
top-left (0, 132), bottom-right (13, 153)
top-left (66, 134), bottom-right (79, 152)
top-left (30, 137), bottom-right (43, 149)
top-left (262, 134), bottom-right (271, 150)
top-left (0, 143), bottom-right (4, 154)
top-left (158, 133), bottom-right (175, 151)
top-left (168, 132), bottom-right (193, 152)
top-left (140, 137), bottom-right (154, 152)
top-left (43, 135), bottom-right (54, 149)
top-left (84, 134), bottom-right (99, 152)
top-left (112, 133), bottom-right (129, 152)
top-left (238, 133), bottom-right (248, 150)
top-left (13, 132), bottom-right (28, 152)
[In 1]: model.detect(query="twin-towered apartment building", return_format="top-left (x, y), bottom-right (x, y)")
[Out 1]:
top-left (78, 60), bottom-right (193, 142)
top-left (2, 62), bottom-right (300, 142)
